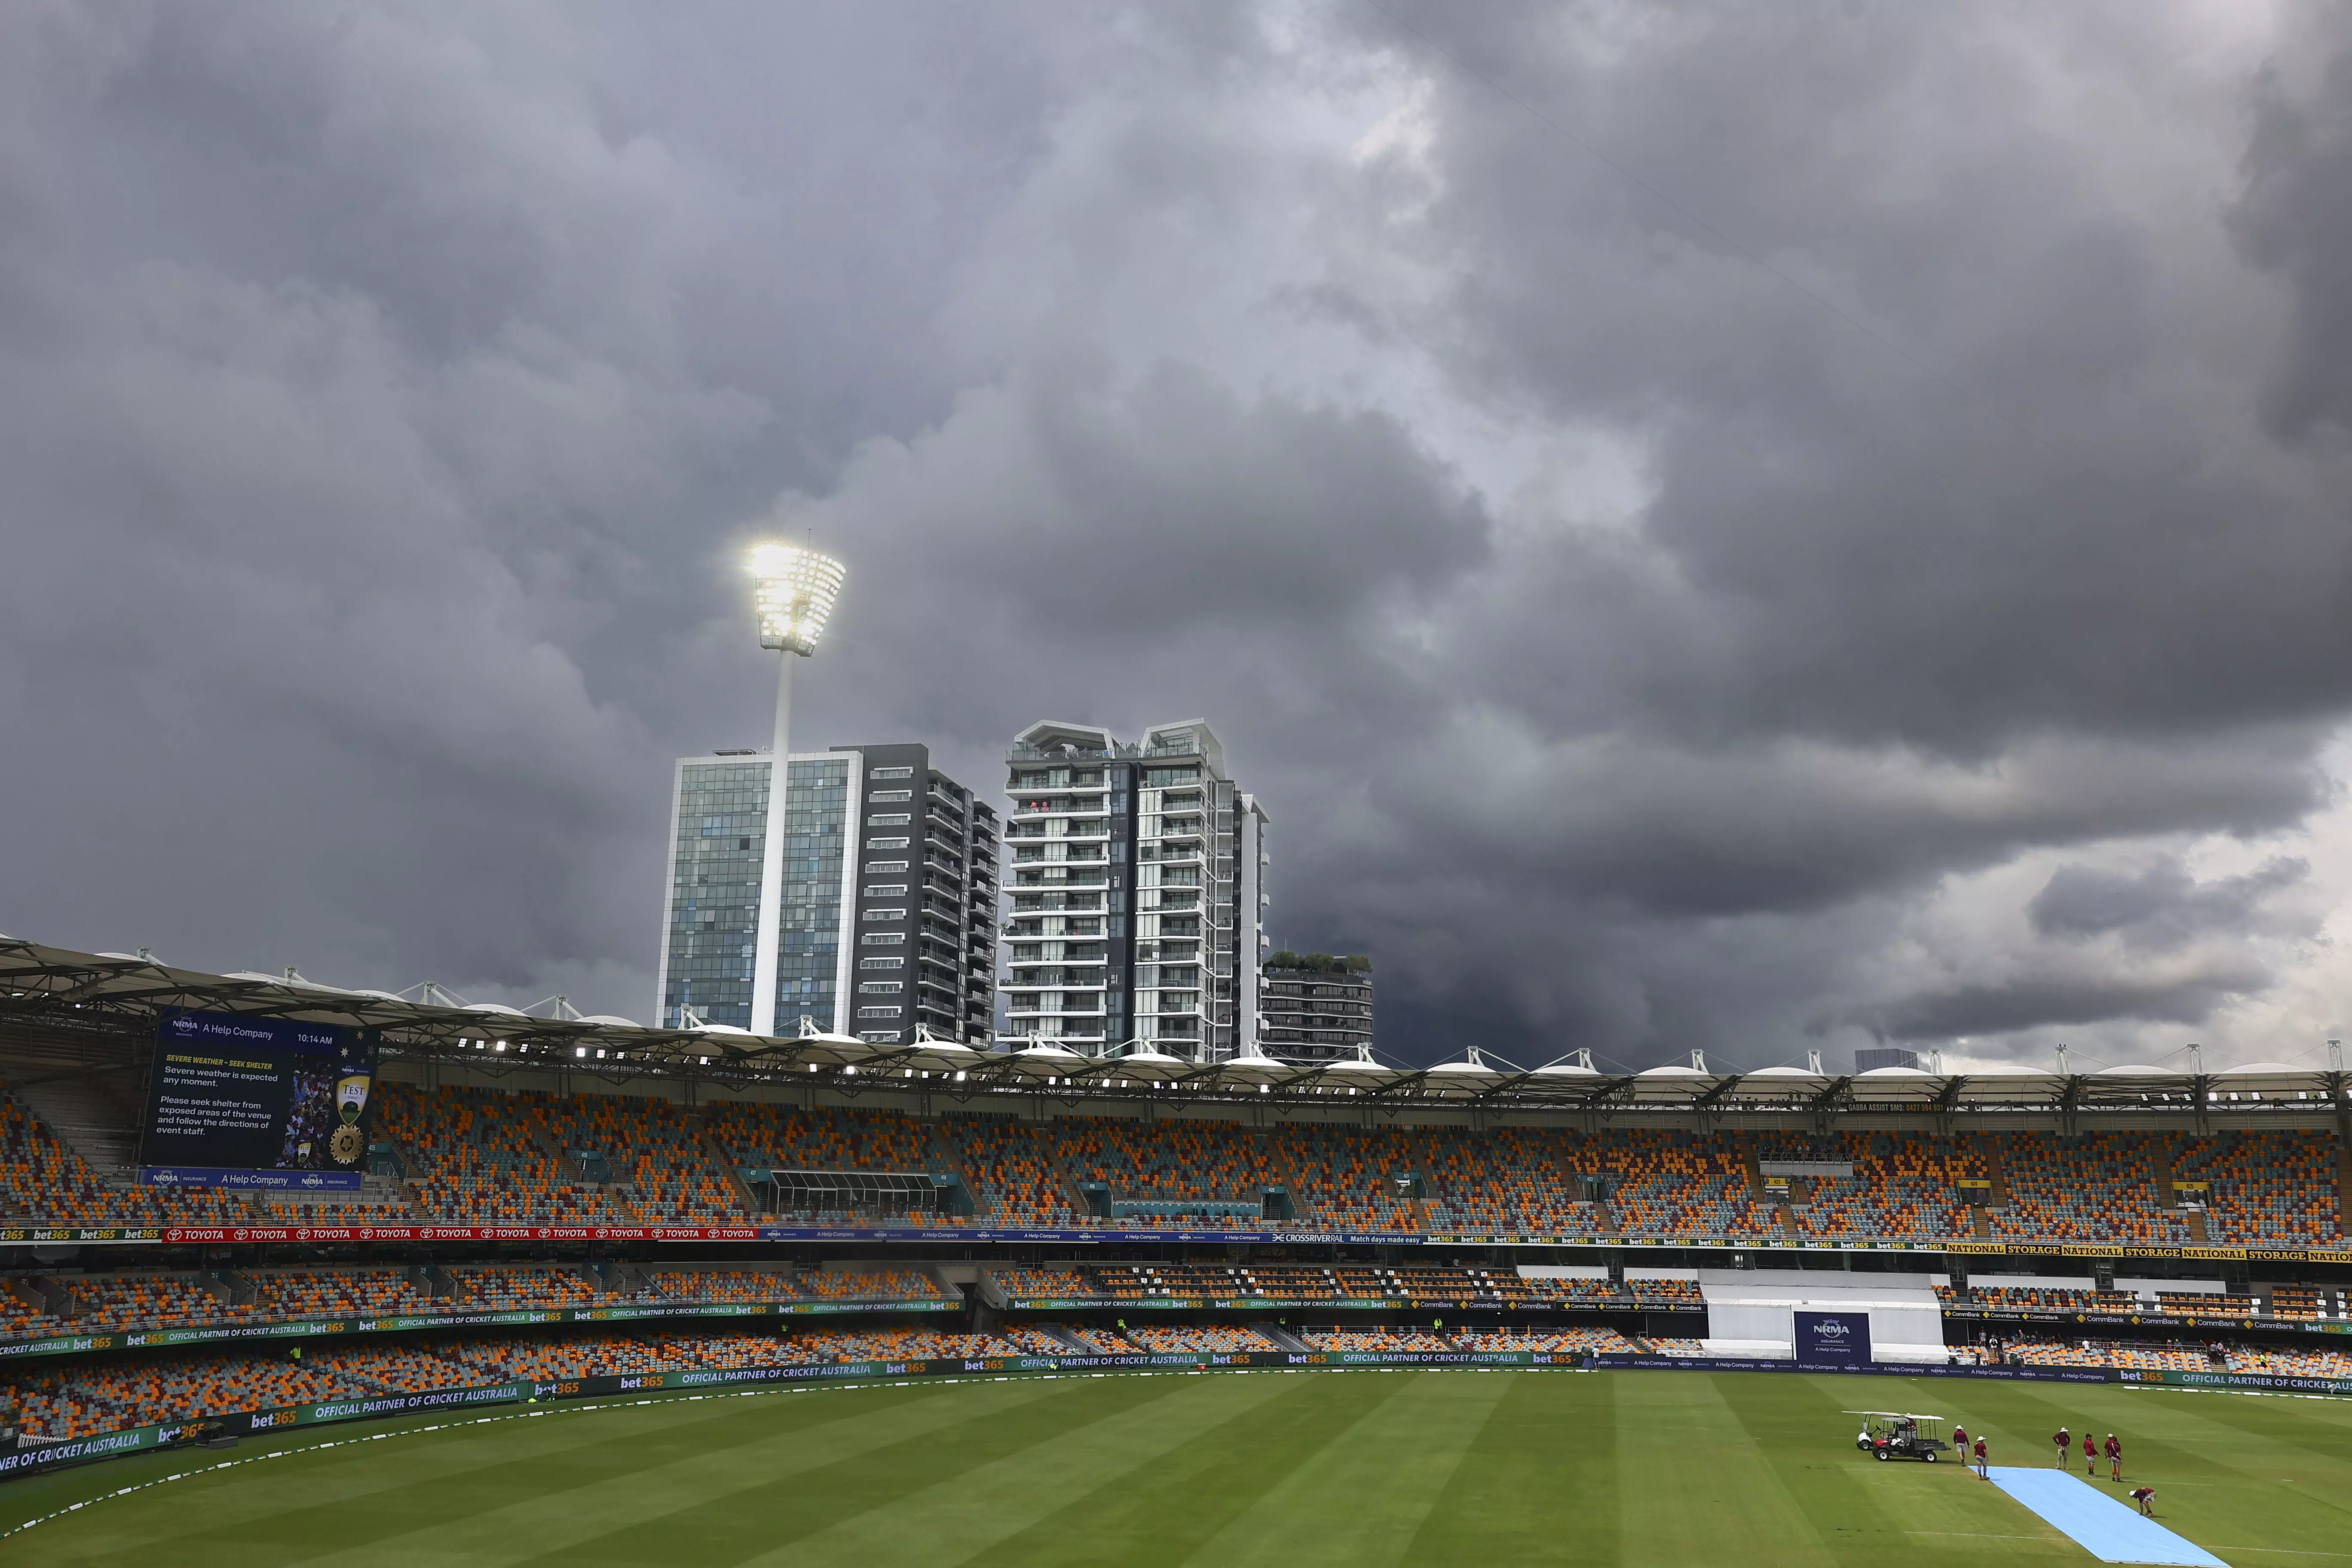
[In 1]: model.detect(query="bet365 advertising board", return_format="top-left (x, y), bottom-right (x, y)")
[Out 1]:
top-left (139, 1011), bottom-right (378, 1191)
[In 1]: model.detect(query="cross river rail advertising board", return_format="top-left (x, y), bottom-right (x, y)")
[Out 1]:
top-left (138, 1011), bottom-right (379, 1193)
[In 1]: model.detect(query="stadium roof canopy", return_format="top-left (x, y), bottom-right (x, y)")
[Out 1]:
top-left (2, 934), bottom-right (2345, 1121)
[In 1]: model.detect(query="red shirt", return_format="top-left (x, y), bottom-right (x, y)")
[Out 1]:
top-left (2106, 1438), bottom-right (2120, 1458)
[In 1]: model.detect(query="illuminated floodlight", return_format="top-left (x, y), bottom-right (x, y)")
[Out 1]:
top-left (748, 543), bottom-right (846, 655)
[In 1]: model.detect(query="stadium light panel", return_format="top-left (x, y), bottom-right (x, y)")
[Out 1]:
top-left (747, 543), bottom-right (846, 655)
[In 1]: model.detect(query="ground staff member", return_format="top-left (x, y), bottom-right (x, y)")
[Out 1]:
top-left (2084, 1431), bottom-right (2098, 1476)
top-left (2131, 1486), bottom-right (2156, 1516)
top-left (2054, 1425), bottom-right (2070, 1466)
top-left (2106, 1433), bottom-right (2122, 1481)
top-left (1973, 1437), bottom-right (1989, 1478)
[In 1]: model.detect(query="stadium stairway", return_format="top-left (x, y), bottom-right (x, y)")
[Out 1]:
top-left (2148, 1136), bottom-right (2220, 1245)
top-left (1978, 1133), bottom-right (2009, 1206)
top-left (11, 1075), bottom-right (141, 1185)
top-left (1251, 1321), bottom-right (1310, 1353)
top-left (705, 1118), bottom-right (763, 1218)
top-left (2339, 1142), bottom-right (2352, 1231)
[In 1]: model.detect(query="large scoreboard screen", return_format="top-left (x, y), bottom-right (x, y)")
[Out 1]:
top-left (139, 1011), bottom-right (379, 1191)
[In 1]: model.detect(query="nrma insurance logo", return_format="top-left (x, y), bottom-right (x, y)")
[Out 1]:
top-left (1813, 1319), bottom-right (1852, 1341)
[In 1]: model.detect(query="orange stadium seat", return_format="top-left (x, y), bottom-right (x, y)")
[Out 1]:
top-left (2173, 1131), bottom-right (2345, 1245)
top-left (1990, 1133), bottom-right (2191, 1245)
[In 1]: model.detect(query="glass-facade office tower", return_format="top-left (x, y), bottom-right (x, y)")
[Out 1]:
top-left (655, 743), bottom-right (998, 1043)
top-left (999, 720), bottom-right (1267, 1062)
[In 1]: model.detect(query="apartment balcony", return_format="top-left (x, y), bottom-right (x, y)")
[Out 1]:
top-left (1006, 1008), bottom-right (1108, 1024)
top-left (1011, 818), bottom-right (1110, 841)
top-left (1009, 740), bottom-right (1130, 761)
top-left (1014, 869), bottom-right (1111, 891)
top-left (1005, 968), bottom-right (1108, 988)
top-left (1009, 842), bottom-right (1110, 862)
top-left (1008, 784), bottom-right (1110, 805)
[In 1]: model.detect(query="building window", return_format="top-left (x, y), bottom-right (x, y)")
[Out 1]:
top-left (862, 907), bottom-right (906, 922)
top-left (868, 790), bottom-right (914, 802)
top-left (856, 1006), bottom-right (903, 1018)
top-left (870, 766), bottom-right (914, 780)
top-left (865, 860), bottom-right (909, 873)
top-left (860, 933), bottom-right (906, 946)
top-left (869, 814), bottom-right (912, 826)
top-left (867, 837), bottom-right (911, 850)
top-left (857, 956), bottom-right (904, 970)
top-left (864, 885), bottom-right (908, 897)
top-left (857, 981), bottom-right (903, 994)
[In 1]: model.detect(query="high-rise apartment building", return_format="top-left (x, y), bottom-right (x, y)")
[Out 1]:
top-left (998, 720), bottom-right (1267, 1062)
top-left (1259, 954), bottom-right (1374, 1065)
top-left (655, 743), bottom-right (997, 1043)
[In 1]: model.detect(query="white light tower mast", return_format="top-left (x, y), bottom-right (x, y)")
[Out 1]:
top-left (746, 543), bottom-right (846, 1038)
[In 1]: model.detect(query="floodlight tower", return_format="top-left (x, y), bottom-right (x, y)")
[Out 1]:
top-left (745, 542), bottom-right (846, 1037)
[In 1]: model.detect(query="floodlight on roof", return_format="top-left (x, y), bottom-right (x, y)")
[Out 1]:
top-left (748, 543), bottom-right (845, 655)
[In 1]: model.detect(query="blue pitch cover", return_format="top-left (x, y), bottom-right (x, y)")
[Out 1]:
top-left (1985, 1468), bottom-right (2227, 1566)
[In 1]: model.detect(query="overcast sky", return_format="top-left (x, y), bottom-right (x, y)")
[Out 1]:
top-left (7, 0), bottom-right (2352, 1073)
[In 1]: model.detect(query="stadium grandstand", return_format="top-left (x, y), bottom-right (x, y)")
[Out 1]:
top-left (0, 933), bottom-right (2349, 1469)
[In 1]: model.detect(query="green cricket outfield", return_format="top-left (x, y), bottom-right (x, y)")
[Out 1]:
top-left (3, 1369), bottom-right (2347, 1565)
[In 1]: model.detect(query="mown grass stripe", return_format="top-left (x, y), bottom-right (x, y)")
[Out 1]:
top-left (711, 1372), bottom-right (1310, 1568)
top-left (1398, 1363), bottom-right (1620, 1564)
top-left (958, 1366), bottom-right (1415, 1568)
top-left (1171, 1370), bottom-right (1514, 1568)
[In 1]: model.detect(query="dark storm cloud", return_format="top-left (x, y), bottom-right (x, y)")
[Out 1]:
top-left (796, 355), bottom-right (1489, 642)
top-left (5, 1), bottom-right (2352, 1066)
top-left (0, 0), bottom-right (1084, 1005)
top-left (2235, 9), bottom-right (2352, 437)
top-left (1338, 0), bottom-right (2352, 756)
top-left (1258, 0), bottom-right (2352, 1059)
top-left (2030, 856), bottom-right (2308, 947)
top-left (1862, 963), bottom-right (2272, 1044)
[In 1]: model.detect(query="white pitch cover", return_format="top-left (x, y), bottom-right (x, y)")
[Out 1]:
top-left (1697, 1269), bottom-right (1948, 1363)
